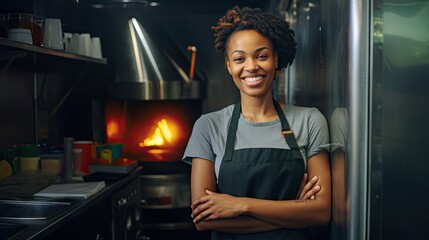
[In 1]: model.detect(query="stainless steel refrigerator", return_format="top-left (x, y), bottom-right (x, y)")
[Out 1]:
top-left (283, 0), bottom-right (429, 239)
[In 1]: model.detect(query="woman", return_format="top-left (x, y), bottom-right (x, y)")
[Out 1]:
top-left (182, 6), bottom-right (331, 240)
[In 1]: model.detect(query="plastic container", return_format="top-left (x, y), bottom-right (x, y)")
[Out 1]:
top-left (40, 153), bottom-right (63, 175)
top-left (18, 144), bottom-right (41, 173)
top-left (96, 143), bottom-right (123, 163)
top-left (8, 28), bottom-right (33, 44)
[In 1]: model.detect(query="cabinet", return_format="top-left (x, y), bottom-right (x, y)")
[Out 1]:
top-left (0, 37), bottom-right (108, 145)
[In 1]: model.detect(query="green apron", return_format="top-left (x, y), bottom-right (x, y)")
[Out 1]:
top-left (213, 100), bottom-right (312, 240)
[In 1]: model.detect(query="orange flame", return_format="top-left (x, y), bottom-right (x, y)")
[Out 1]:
top-left (140, 119), bottom-right (173, 147)
top-left (106, 120), bottom-right (120, 140)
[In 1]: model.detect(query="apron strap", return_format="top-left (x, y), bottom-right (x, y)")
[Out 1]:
top-left (273, 100), bottom-right (304, 161)
top-left (223, 102), bottom-right (241, 161)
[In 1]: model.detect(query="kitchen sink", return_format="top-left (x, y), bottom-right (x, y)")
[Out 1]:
top-left (0, 199), bottom-right (73, 223)
top-left (0, 221), bottom-right (27, 240)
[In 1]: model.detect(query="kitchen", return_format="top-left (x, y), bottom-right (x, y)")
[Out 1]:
top-left (1, 0), bottom-right (429, 240)
top-left (0, 0), bottom-right (266, 239)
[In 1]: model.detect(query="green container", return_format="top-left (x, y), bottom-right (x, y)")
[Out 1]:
top-left (18, 144), bottom-right (41, 158)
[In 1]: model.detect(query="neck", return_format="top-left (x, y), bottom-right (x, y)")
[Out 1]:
top-left (240, 95), bottom-right (280, 122)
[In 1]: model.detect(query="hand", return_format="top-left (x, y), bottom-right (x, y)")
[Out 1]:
top-left (296, 173), bottom-right (321, 200)
top-left (191, 190), bottom-right (245, 223)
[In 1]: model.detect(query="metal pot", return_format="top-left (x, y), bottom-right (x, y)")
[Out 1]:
top-left (140, 173), bottom-right (190, 209)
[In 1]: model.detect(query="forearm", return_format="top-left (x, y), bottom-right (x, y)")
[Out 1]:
top-left (195, 198), bottom-right (330, 232)
top-left (242, 197), bottom-right (331, 228)
top-left (195, 215), bottom-right (281, 233)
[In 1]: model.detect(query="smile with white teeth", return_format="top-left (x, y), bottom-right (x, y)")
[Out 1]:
top-left (243, 76), bottom-right (264, 82)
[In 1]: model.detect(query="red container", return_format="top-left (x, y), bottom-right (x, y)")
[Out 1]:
top-left (73, 141), bottom-right (93, 174)
top-left (6, 13), bottom-right (43, 46)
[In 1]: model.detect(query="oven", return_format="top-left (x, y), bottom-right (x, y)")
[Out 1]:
top-left (95, 98), bottom-right (202, 239)
top-left (103, 99), bottom-right (201, 166)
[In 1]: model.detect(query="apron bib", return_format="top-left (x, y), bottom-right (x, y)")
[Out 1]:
top-left (213, 100), bottom-right (312, 240)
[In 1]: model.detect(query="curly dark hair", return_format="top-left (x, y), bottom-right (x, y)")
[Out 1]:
top-left (212, 6), bottom-right (297, 70)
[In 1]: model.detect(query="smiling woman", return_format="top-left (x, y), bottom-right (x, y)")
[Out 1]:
top-left (182, 6), bottom-right (331, 240)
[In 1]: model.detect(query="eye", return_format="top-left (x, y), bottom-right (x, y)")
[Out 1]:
top-left (233, 56), bottom-right (245, 63)
top-left (257, 54), bottom-right (269, 60)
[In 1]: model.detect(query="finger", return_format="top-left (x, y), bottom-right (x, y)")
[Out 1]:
top-left (191, 196), bottom-right (210, 210)
top-left (299, 176), bottom-right (319, 200)
top-left (302, 185), bottom-right (321, 200)
top-left (206, 189), bottom-right (215, 195)
top-left (299, 175), bottom-right (316, 199)
top-left (193, 209), bottom-right (212, 223)
top-left (191, 202), bottom-right (210, 219)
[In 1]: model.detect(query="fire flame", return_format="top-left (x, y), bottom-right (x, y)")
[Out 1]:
top-left (106, 119), bottom-right (123, 143)
top-left (140, 119), bottom-right (173, 147)
top-left (107, 120), bottom-right (120, 138)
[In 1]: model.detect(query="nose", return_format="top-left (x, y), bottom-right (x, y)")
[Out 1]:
top-left (244, 59), bottom-right (259, 71)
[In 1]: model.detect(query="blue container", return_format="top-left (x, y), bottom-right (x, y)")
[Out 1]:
top-left (96, 144), bottom-right (123, 162)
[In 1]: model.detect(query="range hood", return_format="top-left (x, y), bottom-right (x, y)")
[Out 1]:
top-left (106, 11), bottom-right (202, 100)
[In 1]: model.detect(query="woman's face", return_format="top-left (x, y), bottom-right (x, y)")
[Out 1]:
top-left (225, 29), bottom-right (278, 98)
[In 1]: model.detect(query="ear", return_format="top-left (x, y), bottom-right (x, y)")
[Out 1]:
top-left (225, 58), bottom-right (232, 75)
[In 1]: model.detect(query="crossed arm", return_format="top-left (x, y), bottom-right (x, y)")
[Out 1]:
top-left (190, 151), bottom-right (331, 233)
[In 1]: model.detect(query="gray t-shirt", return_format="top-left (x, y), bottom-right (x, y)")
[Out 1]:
top-left (182, 104), bottom-right (330, 178)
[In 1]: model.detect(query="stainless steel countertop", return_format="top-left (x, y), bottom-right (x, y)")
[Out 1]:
top-left (0, 167), bottom-right (142, 240)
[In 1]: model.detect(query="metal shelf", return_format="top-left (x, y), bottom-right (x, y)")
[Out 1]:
top-left (0, 37), bottom-right (107, 66)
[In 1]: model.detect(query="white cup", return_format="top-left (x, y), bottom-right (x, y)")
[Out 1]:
top-left (78, 33), bottom-right (91, 56)
top-left (8, 28), bottom-right (33, 44)
top-left (43, 18), bottom-right (63, 50)
top-left (90, 37), bottom-right (103, 59)
top-left (63, 32), bottom-right (73, 52)
top-left (69, 33), bottom-right (80, 54)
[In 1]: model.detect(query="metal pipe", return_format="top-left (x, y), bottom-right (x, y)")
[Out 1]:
top-left (348, 0), bottom-right (371, 239)
top-left (187, 45), bottom-right (197, 81)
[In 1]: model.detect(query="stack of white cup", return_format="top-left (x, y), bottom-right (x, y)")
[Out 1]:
top-left (63, 32), bottom-right (103, 59)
